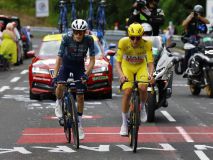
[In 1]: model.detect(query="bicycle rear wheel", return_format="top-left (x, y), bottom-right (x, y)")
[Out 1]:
top-left (69, 95), bottom-right (79, 149)
top-left (129, 93), bottom-right (140, 153)
top-left (62, 98), bottom-right (71, 143)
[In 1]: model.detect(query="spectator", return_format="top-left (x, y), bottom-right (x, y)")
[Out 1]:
top-left (165, 21), bottom-right (175, 46)
top-left (0, 22), bottom-right (4, 45)
top-left (182, 4), bottom-right (209, 37)
top-left (128, 0), bottom-right (165, 36)
top-left (12, 21), bottom-right (23, 64)
top-left (0, 23), bottom-right (17, 65)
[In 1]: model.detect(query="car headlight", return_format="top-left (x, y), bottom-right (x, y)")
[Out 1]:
top-left (92, 66), bottom-right (108, 73)
top-left (32, 67), bottom-right (50, 74)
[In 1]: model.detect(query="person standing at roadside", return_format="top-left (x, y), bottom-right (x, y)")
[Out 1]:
top-left (0, 23), bottom-right (17, 65)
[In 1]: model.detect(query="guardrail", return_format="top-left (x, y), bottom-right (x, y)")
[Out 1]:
top-left (30, 27), bottom-right (184, 48)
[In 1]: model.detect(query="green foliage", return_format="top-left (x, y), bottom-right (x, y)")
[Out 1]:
top-left (0, 0), bottom-right (207, 33)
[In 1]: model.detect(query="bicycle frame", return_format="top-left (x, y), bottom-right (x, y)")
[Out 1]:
top-left (120, 79), bottom-right (150, 153)
top-left (60, 79), bottom-right (81, 149)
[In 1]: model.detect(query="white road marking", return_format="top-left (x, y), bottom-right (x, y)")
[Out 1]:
top-left (85, 102), bottom-right (102, 105)
top-left (112, 85), bottom-right (119, 89)
top-left (194, 150), bottom-right (210, 160)
top-left (10, 77), bottom-right (20, 83)
top-left (161, 110), bottom-right (176, 122)
top-left (112, 93), bottom-right (122, 97)
top-left (13, 87), bottom-right (28, 91)
top-left (20, 70), bottom-right (28, 75)
top-left (172, 84), bottom-right (188, 87)
top-left (0, 86), bottom-right (10, 92)
top-left (176, 126), bottom-right (194, 143)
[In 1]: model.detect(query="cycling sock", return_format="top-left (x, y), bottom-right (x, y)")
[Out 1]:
top-left (140, 102), bottom-right (145, 110)
top-left (78, 115), bottom-right (82, 128)
top-left (122, 112), bottom-right (128, 126)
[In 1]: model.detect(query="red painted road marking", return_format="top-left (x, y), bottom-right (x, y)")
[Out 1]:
top-left (43, 115), bottom-right (102, 120)
top-left (17, 126), bottom-right (213, 144)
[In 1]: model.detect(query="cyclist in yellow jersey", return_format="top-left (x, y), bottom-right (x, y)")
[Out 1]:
top-left (115, 23), bottom-right (154, 136)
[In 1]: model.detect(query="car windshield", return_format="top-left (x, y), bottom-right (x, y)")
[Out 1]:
top-left (39, 40), bottom-right (103, 57)
top-left (93, 41), bottom-right (103, 57)
top-left (39, 41), bottom-right (61, 56)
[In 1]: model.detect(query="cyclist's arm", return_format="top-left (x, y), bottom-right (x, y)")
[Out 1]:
top-left (53, 35), bottom-right (66, 78)
top-left (115, 39), bottom-right (126, 82)
top-left (85, 36), bottom-right (95, 76)
top-left (53, 56), bottom-right (62, 78)
top-left (146, 40), bottom-right (154, 79)
top-left (148, 62), bottom-right (154, 77)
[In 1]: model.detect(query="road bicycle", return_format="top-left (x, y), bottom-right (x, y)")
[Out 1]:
top-left (120, 77), bottom-right (152, 153)
top-left (59, 79), bottom-right (81, 149)
top-left (58, 0), bottom-right (68, 33)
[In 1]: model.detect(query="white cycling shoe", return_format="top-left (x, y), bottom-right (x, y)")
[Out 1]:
top-left (119, 125), bottom-right (128, 136)
top-left (78, 127), bottom-right (85, 140)
top-left (140, 106), bottom-right (147, 122)
top-left (55, 99), bottom-right (62, 118)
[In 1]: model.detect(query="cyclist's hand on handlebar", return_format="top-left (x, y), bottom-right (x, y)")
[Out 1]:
top-left (148, 75), bottom-right (155, 85)
top-left (81, 74), bottom-right (88, 84)
top-left (119, 75), bottom-right (128, 83)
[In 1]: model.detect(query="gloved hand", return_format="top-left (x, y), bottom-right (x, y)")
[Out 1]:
top-left (81, 74), bottom-right (88, 83)
top-left (51, 77), bottom-right (57, 86)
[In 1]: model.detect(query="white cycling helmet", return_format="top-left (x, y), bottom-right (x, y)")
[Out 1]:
top-left (141, 23), bottom-right (153, 36)
top-left (71, 19), bottom-right (88, 31)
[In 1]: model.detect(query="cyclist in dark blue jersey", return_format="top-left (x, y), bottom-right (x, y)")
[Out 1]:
top-left (53, 19), bottom-right (95, 140)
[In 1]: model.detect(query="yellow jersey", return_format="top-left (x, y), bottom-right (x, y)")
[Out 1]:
top-left (116, 37), bottom-right (154, 69)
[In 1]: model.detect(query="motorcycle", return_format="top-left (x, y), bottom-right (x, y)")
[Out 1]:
top-left (146, 42), bottom-right (181, 122)
top-left (182, 35), bottom-right (213, 98)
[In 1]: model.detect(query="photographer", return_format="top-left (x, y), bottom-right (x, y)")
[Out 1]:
top-left (128, 0), bottom-right (164, 36)
top-left (182, 4), bottom-right (209, 37)
top-left (182, 4), bottom-right (210, 74)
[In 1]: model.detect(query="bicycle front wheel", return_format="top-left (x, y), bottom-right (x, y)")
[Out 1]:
top-left (129, 93), bottom-right (140, 153)
top-left (62, 98), bottom-right (71, 143)
top-left (69, 95), bottom-right (79, 149)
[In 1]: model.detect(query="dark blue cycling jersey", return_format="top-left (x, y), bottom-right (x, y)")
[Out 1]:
top-left (58, 31), bottom-right (95, 70)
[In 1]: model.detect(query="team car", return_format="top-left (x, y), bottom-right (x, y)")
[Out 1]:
top-left (28, 33), bottom-right (115, 100)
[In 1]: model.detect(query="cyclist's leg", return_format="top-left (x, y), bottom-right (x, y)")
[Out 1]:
top-left (73, 70), bottom-right (87, 140)
top-left (55, 66), bottom-right (70, 118)
top-left (137, 66), bottom-right (149, 122)
top-left (137, 65), bottom-right (149, 104)
top-left (120, 67), bottom-right (134, 136)
top-left (55, 66), bottom-right (70, 98)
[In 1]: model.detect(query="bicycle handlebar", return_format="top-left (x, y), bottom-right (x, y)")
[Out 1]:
top-left (119, 80), bottom-right (151, 91)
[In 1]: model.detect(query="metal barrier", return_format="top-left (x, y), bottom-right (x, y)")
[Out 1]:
top-left (30, 27), bottom-right (183, 48)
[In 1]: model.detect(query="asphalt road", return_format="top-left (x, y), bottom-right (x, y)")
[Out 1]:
top-left (0, 37), bottom-right (213, 160)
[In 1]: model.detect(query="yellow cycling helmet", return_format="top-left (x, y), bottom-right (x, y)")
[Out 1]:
top-left (128, 23), bottom-right (144, 37)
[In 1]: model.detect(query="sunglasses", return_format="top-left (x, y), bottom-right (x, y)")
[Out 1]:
top-left (130, 36), bottom-right (141, 41)
top-left (73, 30), bottom-right (84, 36)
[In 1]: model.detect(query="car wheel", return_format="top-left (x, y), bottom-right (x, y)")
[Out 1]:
top-left (29, 90), bottom-right (40, 100)
top-left (104, 90), bottom-right (112, 99)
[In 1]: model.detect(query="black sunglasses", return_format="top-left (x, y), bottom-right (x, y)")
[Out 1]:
top-left (130, 36), bottom-right (141, 41)
top-left (73, 30), bottom-right (84, 36)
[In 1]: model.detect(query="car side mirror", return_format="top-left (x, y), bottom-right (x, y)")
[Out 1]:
top-left (106, 49), bottom-right (116, 57)
top-left (27, 50), bottom-right (35, 58)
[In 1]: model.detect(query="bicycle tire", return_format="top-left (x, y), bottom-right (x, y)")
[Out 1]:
top-left (62, 98), bottom-right (71, 143)
top-left (69, 94), bottom-right (79, 149)
top-left (129, 92), bottom-right (140, 153)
